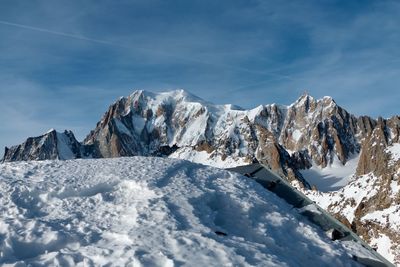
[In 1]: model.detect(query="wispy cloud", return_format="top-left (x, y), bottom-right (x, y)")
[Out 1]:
top-left (0, 18), bottom-right (294, 81)
top-left (0, 19), bottom-right (123, 47)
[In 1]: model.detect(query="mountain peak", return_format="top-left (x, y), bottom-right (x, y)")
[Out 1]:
top-left (319, 96), bottom-right (338, 113)
top-left (46, 128), bottom-right (57, 134)
top-left (2, 129), bottom-right (82, 162)
top-left (126, 89), bottom-right (210, 109)
top-left (291, 93), bottom-right (339, 112)
top-left (295, 92), bottom-right (315, 103)
top-left (291, 93), bottom-right (316, 113)
top-left (129, 88), bottom-right (193, 98)
top-left (321, 95), bottom-right (336, 104)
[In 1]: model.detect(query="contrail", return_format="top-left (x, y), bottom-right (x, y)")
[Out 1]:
top-left (0, 20), bottom-right (131, 48)
top-left (0, 19), bottom-right (294, 80)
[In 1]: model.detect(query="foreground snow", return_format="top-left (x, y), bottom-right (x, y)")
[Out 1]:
top-left (0, 157), bottom-right (362, 266)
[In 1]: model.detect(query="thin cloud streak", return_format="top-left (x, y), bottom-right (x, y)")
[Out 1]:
top-left (0, 19), bottom-right (121, 47)
top-left (0, 19), bottom-right (294, 80)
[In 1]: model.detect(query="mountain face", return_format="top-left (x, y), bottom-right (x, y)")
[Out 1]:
top-left (83, 91), bottom-right (397, 177)
top-left (2, 90), bottom-right (400, 187)
top-left (2, 89), bottom-right (400, 264)
top-left (2, 130), bottom-right (85, 161)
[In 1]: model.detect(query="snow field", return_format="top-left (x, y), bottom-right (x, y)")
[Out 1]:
top-left (300, 154), bottom-right (360, 192)
top-left (0, 157), bottom-right (361, 266)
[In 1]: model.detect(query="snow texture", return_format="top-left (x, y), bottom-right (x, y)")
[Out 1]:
top-left (306, 173), bottom-right (379, 225)
top-left (0, 157), bottom-right (362, 266)
top-left (386, 143), bottom-right (400, 164)
top-left (170, 147), bottom-right (249, 168)
top-left (369, 234), bottom-right (395, 264)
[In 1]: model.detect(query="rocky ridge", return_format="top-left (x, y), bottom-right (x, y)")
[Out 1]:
top-left (3, 129), bottom-right (84, 161)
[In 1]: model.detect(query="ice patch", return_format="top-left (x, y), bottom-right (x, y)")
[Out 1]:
top-left (132, 115), bottom-right (146, 134)
top-left (56, 132), bottom-right (75, 160)
top-left (114, 119), bottom-right (133, 136)
top-left (292, 129), bottom-right (302, 142)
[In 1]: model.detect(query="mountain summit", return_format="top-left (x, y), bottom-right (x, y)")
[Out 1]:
top-left (3, 129), bottom-right (83, 161)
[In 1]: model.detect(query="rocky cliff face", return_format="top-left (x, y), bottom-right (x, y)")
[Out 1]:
top-left (84, 90), bottom-right (212, 158)
top-left (356, 116), bottom-right (400, 176)
top-left (307, 143), bottom-right (400, 264)
top-left (306, 116), bottom-right (400, 264)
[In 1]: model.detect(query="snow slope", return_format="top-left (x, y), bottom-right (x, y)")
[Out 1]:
top-left (0, 157), bottom-right (362, 266)
top-left (386, 143), bottom-right (400, 165)
top-left (300, 154), bottom-right (360, 192)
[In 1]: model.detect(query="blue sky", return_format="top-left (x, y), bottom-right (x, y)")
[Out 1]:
top-left (1, 0), bottom-right (400, 152)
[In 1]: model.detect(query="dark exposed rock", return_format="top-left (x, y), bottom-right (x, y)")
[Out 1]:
top-left (215, 230), bottom-right (228, 236)
top-left (195, 140), bottom-right (215, 153)
top-left (155, 145), bottom-right (179, 157)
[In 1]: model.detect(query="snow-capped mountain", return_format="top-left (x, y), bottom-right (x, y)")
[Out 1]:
top-left (3, 129), bottom-right (83, 161)
top-left (2, 89), bottom-right (400, 265)
top-left (0, 157), bottom-right (377, 266)
top-left (4, 90), bottom-right (399, 185)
